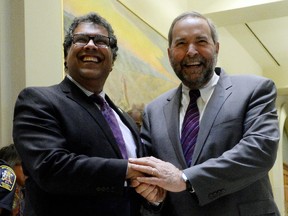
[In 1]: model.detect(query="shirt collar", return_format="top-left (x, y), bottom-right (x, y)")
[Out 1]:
top-left (66, 75), bottom-right (105, 98)
top-left (182, 71), bottom-right (219, 103)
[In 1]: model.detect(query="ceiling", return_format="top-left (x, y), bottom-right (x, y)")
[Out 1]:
top-left (201, 0), bottom-right (288, 88)
top-left (199, 1), bottom-right (288, 135)
top-left (118, 0), bottom-right (288, 133)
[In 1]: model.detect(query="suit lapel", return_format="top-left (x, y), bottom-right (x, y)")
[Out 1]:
top-left (191, 69), bottom-right (232, 165)
top-left (105, 95), bottom-right (144, 157)
top-left (60, 77), bottom-right (124, 158)
top-left (164, 86), bottom-right (188, 168)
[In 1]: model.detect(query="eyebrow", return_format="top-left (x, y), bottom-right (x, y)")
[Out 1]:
top-left (195, 35), bottom-right (209, 40)
top-left (73, 33), bottom-right (108, 37)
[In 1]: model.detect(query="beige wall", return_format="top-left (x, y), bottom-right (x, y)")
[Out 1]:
top-left (0, 0), bottom-right (63, 146)
top-left (275, 96), bottom-right (288, 214)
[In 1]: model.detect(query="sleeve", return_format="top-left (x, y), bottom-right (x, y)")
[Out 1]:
top-left (187, 78), bottom-right (280, 205)
top-left (13, 88), bottom-right (128, 195)
top-left (0, 162), bottom-right (16, 213)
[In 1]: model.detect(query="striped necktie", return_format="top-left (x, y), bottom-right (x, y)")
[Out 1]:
top-left (181, 90), bottom-right (200, 166)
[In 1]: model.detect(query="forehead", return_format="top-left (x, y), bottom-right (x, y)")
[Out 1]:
top-left (73, 22), bottom-right (108, 36)
top-left (172, 17), bottom-right (211, 39)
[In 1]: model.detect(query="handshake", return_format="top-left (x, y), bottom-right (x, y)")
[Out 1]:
top-left (126, 156), bottom-right (187, 203)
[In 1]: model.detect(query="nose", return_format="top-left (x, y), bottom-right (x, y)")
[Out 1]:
top-left (186, 44), bottom-right (198, 56)
top-left (85, 39), bottom-right (98, 48)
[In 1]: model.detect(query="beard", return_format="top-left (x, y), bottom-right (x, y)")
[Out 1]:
top-left (171, 53), bottom-right (218, 89)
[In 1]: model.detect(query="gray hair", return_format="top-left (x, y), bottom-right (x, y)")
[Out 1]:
top-left (168, 11), bottom-right (218, 47)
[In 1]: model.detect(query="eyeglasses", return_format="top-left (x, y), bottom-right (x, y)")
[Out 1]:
top-left (72, 34), bottom-right (111, 48)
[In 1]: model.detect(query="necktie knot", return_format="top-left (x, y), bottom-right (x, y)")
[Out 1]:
top-left (189, 90), bottom-right (200, 101)
top-left (90, 94), bottom-right (105, 108)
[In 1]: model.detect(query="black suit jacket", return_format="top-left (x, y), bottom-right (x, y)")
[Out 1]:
top-left (13, 77), bottom-right (144, 216)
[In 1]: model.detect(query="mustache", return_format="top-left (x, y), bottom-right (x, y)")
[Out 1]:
top-left (182, 57), bottom-right (205, 65)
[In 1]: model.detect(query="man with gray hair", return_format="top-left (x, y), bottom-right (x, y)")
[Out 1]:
top-left (130, 11), bottom-right (280, 216)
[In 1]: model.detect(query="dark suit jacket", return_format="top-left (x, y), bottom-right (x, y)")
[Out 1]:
top-left (13, 77), bottom-right (144, 216)
top-left (142, 68), bottom-right (280, 216)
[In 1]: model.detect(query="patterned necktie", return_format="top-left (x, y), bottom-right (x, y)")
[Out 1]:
top-left (90, 94), bottom-right (128, 159)
top-left (181, 90), bottom-right (200, 166)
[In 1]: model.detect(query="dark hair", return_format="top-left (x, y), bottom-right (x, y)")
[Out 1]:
top-left (0, 144), bottom-right (21, 168)
top-left (63, 12), bottom-right (118, 68)
top-left (168, 11), bottom-right (218, 47)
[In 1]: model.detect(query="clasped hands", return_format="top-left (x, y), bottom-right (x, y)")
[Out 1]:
top-left (126, 156), bottom-right (186, 204)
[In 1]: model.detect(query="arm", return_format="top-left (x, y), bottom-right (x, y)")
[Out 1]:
top-left (131, 78), bottom-right (279, 205)
top-left (188, 78), bottom-right (279, 205)
top-left (13, 88), bottom-right (128, 195)
top-left (0, 163), bottom-right (16, 215)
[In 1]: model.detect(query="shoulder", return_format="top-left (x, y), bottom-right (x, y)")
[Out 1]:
top-left (15, 83), bottom-right (63, 108)
top-left (229, 74), bottom-right (275, 95)
top-left (0, 160), bottom-right (16, 192)
top-left (18, 83), bottom-right (60, 97)
top-left (148, 87), bottom-right (180, 107)
top-left (218, 68), bottom-right (275, 92)
top-left (230, 74), bottom-right (272, 83)
top-left (219, 68), bottom-right (273, 84)
top-left (0, 160), bottom-right (16, 213)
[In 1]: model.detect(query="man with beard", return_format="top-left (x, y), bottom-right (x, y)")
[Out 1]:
top-left (129, 11), bottom-right (280, 215)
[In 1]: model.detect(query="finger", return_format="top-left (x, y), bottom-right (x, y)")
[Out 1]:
top-left (138, 184), bottom-right (157, 200)
top-left (130, 164), bottom-right (158, 176)
top-left (147, 156), bottom-right (163, 163)
top-left (136, 176), bottom-right (161, 186)
top-left (145, 187), bottom-right (158, 202)
top-left (129, 157), bottom-right (153, 166)
top-left (130, 179), bottom-right (140, 188)
top-left (134, 183), bottom-right (152, 194)
top-left (156, 187), bottom-right (167, 202)
top-left (130, 164), bottom-right (151, 175)
top-left (129, 156), bottom-right (159, 167)
top-left (127, 163), bottom-right (147, 179)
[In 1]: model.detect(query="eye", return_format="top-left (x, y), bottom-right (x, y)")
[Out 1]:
top-left (174, 40), bottom-right (186, 47)
top-left (196, 36), bottom-right (210, 45)
top-left (95, 38), bottom-right (108, 46)
top-left (93, 35), bottom-right (110, 46)
top-left (73, 35), bottom-right (89, 44)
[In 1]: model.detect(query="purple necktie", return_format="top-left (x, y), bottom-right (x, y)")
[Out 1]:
top-left (181, 90), bottom-right (200, 166)
top-left (90, 95), bottom-right (128, 159)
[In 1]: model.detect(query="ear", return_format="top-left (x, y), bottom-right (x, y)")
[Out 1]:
top-left (64, 59), bottom-right (68, 71)
top-left (109, 53), bottom-right (114, 72)
top-left (108, 62), bottom-right (113, 72)
top-left (215, 42), bottom-right (220, 54)
top-left (167, 47), bottom-right (173, 66)
top-left (167, 48), bottom-right (171, 60)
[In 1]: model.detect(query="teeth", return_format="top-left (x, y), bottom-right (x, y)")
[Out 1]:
top-left (186, 62), bottom-right (200, 66)
top-left (83, 56), bottom-right (99, 62)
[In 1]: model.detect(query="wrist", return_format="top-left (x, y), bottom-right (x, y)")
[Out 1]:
top-left (181, 172), bottom-right (195, 193)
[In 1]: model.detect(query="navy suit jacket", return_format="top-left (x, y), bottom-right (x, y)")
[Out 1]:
top-left (13, 77), bottom-right (144, 216)
top-left (142, 68), bottom-right (280, 216)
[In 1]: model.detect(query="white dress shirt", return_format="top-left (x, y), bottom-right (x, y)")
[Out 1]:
top-left (179, 72), bottom-right (219, 134)
top-left (67, 75), bottom-right (137, 158)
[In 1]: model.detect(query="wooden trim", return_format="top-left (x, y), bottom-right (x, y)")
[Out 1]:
top-left (284, 162), bottom-right (288, 171)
